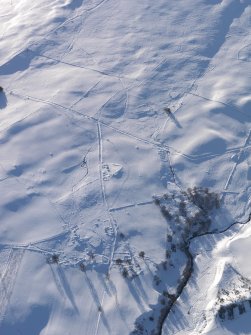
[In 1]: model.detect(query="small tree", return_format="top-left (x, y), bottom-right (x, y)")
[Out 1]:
top-left (116, 258), bottom-right (123, 265)
top-left (139, 251), bottom-right (145, 258)
top-left (165, 250), bottom-right (171, 259)
top-left (167, 234), bottom-right (172, 242)
top-left (164, 107), bottom-right (171, 115)
top-left (79, 263), bottom-right (85, 272)
top-left (47, 254), bottom-right (59, 264)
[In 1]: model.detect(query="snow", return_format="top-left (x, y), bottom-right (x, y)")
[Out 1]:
top-left (1, 0), bottom-right (251, 334)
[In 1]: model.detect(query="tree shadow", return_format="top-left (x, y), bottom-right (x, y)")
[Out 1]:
top-left (222, 310), bottom-right (251, 334)
top-left (56, 266), bottom-right (79, 314)
top-left (164, 108), bottom-right (182, 128)
top-left (169, 112), bottom-right (182, 129)
top-left (0, 91), bottom-right (7, 109)
top-left (84, 272), bottom-right (111, 334)
top-left (0, 305), bottom-right (50, 335)
top-left (163, 304), bottom-right (190, 333)
top-left (107, 277), bottom-right (131, 331)
top-left (133, 276), bottom-right (148, 304)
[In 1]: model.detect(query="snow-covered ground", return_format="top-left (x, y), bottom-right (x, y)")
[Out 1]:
top-left (1, 0), bottom-right (251, 334)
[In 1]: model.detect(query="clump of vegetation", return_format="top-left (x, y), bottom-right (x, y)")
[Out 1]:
top-left (164, 107), bottom-right (171, 115)
top-left (179, 200), bottom-right (187, 217)
top-left (88, 250), bottom-right (95, 260)
top-left (133, 322), bottom-right (144, 334)
top-left (115, 254), bottom-right (139, 280)
top-left (165, 250), bottom-right (171, 259)
top-left (186, 187), bottom-right (220, 212)
top-left (122, 268), bottom-right (129, 278)
top-left (182, 265), bottom-right (192, 279)
top-left (162, 290), bottom-right (175, 302)
top-left (135, 187), bottom-right (222, 334)
top-left (47, 254), bottom-right (59, 264)
top-left (79, 263), bottom-right (86, 272)
top-left (115, 258), bottom-right (123, 265)
top-left (154, 187), bottom-right (220, 238)
top-left (139, 251), bottom-right (145, 258)
top-left (154, 197), bottom-right (160, 205)
top-left (160, 205), bottom-right (172, 220)
top-left (167, 234), bottom-right (172, 242)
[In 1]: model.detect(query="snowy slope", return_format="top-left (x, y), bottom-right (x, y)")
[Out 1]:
top-left (0, 0), bottom-right (251, 334)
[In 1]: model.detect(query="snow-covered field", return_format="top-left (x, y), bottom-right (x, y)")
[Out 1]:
top-left (0, 0), bottom-right (251, 334)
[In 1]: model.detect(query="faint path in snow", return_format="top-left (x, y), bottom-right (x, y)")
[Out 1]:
top-left (0, 0), bottom-right (111, 69)
top-left (0, 231), bottom-right (70, 258)
top-left (188, 92), bottom-right (251, 120)
top-left (223, 129), bottom-right (251, 191)
top-left (0, 249), bottom-right (25, 323)
top-left (84, 271), bottom-right (111, 335)
top-left (8, 89), bottom-right (250, 164)
top-left (93, 100), bottom-right (119, 334)
top-left (97, 121), bottom-right (118, 273)
top-left (50, 263), bottom-right (79, 313)
top-left (188, 91), bottom-right (251, 194)
top-left (69, 80), bottom-right (102, 109)
top-left (33, 52), bottom-right (133, 81)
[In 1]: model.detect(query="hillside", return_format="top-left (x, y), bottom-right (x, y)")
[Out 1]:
top-left (0, 1), bottom-right (251, 334)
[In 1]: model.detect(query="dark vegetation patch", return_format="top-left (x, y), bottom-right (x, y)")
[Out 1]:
top-left (131, 187), bottom-right (221, 335)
